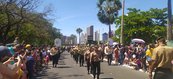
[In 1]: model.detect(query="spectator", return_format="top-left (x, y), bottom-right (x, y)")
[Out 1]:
top-left (26, 51), bottom-right (35, 79)
top-left (104, 45), bottom-right (113, 65)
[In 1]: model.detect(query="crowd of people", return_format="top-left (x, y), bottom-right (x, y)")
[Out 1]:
top-left (0, 41), bottom-right (55, 79)
top-left (70, 45), bottom-right (102, 79)
top-left (0, 37), bottom-right (173, 79)
top-left (69, 43), bottom-right (151, 78)
top-left (69, 37), bottom-right (173, 79)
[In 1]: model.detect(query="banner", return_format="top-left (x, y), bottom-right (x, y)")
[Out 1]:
top-left (54, 38), bottom-right (61, 47)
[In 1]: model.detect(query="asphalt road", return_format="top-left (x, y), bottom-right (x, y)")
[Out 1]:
top-left (34, 51), bottom-right (148, 79)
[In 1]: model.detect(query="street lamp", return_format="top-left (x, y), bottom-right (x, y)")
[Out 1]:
top-left (120, 0), bottom-right (125, 44)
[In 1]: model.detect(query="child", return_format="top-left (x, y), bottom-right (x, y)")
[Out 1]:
top-left (45, 54), bottom-right (49, 67)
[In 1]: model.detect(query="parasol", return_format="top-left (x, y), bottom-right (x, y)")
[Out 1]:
top-left (131, 38), bottom-right (145, 43)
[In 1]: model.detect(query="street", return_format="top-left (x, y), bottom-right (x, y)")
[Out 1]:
top-left (34, 51), bottom-right (148, 79)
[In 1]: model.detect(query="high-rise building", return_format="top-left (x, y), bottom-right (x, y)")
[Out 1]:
top-left (61, 35), bottom-right (77, 45)
top-left (86, 25), bottom-right (94, 41)
top-left (80, 33), bottom-right (87, 44)
top-left (102, 32), bottom-right (108, 43)
top-left (73, 36), bottom-right (77, 45)
top-left (95, 31), bottom-right (100, 42)
top-left (61, 36), bottom-right (67, 45)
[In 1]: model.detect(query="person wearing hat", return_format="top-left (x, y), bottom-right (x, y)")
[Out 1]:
top-left (149, 37), bottom-right (173, 79)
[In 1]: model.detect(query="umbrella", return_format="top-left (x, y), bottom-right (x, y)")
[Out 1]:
top-left (113, 42), bottom-right (119, 46)
top-left (131, 38), bottom-right (145, 43)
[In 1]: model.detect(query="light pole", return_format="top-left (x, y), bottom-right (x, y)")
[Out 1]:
top-left (167, 0), bottom-right (173, 41)
top-left (120, 0), bottom-right (125, 44)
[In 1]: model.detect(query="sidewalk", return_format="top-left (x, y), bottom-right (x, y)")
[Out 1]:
top-left (103, 58), bottom-right (156, 76)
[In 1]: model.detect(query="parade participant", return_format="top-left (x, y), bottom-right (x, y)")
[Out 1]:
top-left (90, 46), bottom-right (101, 79)
top-left (84, 47), bottom-right (91, 74)
top-left (79, 46), bottom-right (85, 67)
top-left (50, 46), bottom-right (58, 67)
top-left (149, 37), bottom-right (173, 79)
top-left (98, 45), bottom-right (104, 62)
top-left (104, 45), bottom-right (113, 65)
top-left (73, 46), bottom-right (79, 64)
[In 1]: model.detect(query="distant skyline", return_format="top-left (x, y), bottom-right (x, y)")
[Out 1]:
top-left (37, 0), bottom-right (169, 37)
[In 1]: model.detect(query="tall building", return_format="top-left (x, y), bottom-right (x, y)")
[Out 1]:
top-left (61, 35), bottom-right (77, 45)
top-left (72, 36), bottom-right (77, 45)
top-left (80, 33), bottom-right (87, 44)
top-left (87, 25), bottom-right (94, 41)
top-left (61, 36), bottom-right (67, 45)
top-left (95, 31), bottom-right (100, 42)
top-left (102, 32), bottom-right (108, 43)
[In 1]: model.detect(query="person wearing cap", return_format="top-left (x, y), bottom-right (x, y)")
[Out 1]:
top-left (149, 37), bottom-right (173, 79)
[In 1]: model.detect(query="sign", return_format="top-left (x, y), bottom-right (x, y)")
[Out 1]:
top-left (54, 38), bottom-right (61, 47)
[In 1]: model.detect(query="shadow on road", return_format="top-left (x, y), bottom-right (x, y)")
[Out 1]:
top-left (57, 65), bottom-right (71, 68)
top-left (65, 74), bottom-right (84, 77)
top-left (34, 69), bottom-right (62, 79)
top-left (100, 78), bottom-right (114, 79)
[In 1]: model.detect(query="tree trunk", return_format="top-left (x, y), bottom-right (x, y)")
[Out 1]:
top-left (167, 0), bottom-right (173, 41)
top-left (79, 33), bottom-right (80, 44)
top-left (108, 24), bottom-right (111, 38)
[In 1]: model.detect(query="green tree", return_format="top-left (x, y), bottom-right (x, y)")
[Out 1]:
top-left (0, 0), bottom-right (62, 45)
top-left (0, 0), bottom-right (39, 44)
top-left (76, 28), bottom-right (83, 44)
top-left (114, 8), bottom-right (167, 44)
top-left (97, 0), bottom-right (122, 38)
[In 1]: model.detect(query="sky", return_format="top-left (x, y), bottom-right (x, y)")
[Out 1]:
top-left (37, 0), bottom-right (170, 38)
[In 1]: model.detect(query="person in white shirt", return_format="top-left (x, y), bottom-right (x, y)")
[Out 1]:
top-left (104, 45), bottom-right (113, 65)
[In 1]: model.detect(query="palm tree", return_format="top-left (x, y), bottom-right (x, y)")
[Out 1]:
top-left (97, 0), bottom-right (122, 38)
top-left (76, 28), bottom-right (83, 44)
top-left (167, 0), bottom-right (173, 41)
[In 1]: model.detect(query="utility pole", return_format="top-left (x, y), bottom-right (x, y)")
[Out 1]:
top-left (167, 0), bottom-right (173, 41)
top-left (120, 0), bottom-right (125, 44)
